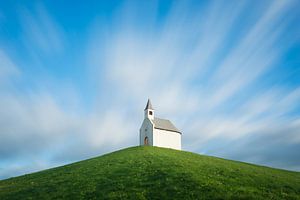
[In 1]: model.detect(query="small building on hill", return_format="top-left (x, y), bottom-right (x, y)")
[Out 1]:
top-left (139, 99), bottom-right (182, 150)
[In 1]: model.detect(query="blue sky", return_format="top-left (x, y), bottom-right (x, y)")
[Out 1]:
top-left (0, 0), bottom-right (300, 179)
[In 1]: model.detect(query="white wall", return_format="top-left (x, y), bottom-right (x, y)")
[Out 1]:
top-left (139, 118), bottom-right (153, 146)
top-left (153, 129), bottom-right (181, 150)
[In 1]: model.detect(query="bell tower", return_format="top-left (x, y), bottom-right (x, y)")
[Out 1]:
top-left (144, 99), bottom-right (154, 120)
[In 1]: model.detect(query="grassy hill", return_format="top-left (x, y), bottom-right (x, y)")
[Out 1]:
top-left (0, 146), bottom-right (300, 199)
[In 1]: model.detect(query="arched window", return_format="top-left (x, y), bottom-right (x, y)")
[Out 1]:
top-left (144, 137), bottom-right (149, 145)
top-left (149, 111), bottom-right (152, 115)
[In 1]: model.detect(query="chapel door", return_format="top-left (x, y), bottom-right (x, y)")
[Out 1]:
top-left (144, 137), bottom-right (148, 145)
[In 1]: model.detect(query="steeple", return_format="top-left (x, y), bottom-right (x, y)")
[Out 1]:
top-left (144, 99), bottom-right (154, 110)
top-left (144, 99), bottom-right (154, 120)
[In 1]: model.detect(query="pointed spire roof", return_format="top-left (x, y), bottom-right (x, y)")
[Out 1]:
top-left (144, 99), bottom-right (154, 110)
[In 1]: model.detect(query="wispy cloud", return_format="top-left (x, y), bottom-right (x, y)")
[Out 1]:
top-left (0, 49), bottom-right (20, 83)
top-left (20, 4), bottom-right (64, 55)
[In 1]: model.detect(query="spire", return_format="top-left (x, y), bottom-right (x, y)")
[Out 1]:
top-left (144, 99), bottom-right (154, 110)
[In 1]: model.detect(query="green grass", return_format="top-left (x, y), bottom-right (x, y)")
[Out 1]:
top-left (0, 146), bottom-right (300, 199)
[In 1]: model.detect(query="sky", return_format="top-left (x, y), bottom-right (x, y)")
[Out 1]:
top-left (0, 0), bottom-right (300, 179)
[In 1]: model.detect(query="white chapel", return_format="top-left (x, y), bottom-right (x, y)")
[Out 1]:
top-left (139, 99), bottom-right (182, 150)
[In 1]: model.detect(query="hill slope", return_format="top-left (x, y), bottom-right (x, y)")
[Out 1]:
top-left (0, 146), bottom-right (300, 199)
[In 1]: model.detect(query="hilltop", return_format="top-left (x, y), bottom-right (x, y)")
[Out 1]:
top-left (0, 146), bottom-right (300, 199)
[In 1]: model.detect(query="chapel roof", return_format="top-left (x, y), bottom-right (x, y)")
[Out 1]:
top-left (144, 99), bottom-right (154, 110)
top-left (152, 117), bottom-right (181, 134)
